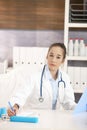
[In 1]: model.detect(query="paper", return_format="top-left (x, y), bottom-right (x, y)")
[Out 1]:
top-left (17, 111), bottom-right (39, 117)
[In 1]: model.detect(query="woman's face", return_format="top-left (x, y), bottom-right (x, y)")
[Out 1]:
top-left (47, 46), bottom-right (64, 72)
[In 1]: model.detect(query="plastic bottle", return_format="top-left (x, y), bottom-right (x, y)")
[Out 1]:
top-left (85, 44), bottom-right (87, 56)
top-left (73, 38), bottom-right (79, 56)
top-left (68, 38), bottom-right (74, 56)
top-left (79, 38), bottom-right (85, 56)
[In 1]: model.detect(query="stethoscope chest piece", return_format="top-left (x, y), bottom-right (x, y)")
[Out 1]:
top-left (39, 97), bottom-right (44, 102)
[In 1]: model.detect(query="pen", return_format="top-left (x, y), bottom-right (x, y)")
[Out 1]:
top-left (8, 101), bottom-right (14, 112)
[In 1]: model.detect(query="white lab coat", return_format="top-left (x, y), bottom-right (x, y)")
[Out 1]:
top-left (10, 66), bottom-right (76, 110)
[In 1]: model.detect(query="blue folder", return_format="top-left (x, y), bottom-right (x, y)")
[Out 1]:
top-left (73, 87), bottom-right (87, 114)
top-left (10, 116), bottom-right (39, 123)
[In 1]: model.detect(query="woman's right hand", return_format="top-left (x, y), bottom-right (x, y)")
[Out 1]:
top-left (7, 104), bottom-right (19, 117)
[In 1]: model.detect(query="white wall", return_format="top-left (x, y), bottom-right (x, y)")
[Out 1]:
top-left (0, 30), bottom-right (64, 66)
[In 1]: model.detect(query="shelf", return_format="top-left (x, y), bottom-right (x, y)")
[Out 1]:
top-left (64, 0), bottom-right (87, 94)
top-left (70, 3), bottom-right (87, 23)
top-left (68, 23), bottom-right (87, 28)
top-left (67, 56), bottom-right (87, 61)
top-left (74, 88), bottom-right (85, 93)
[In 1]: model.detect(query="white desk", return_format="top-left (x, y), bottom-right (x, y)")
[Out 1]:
top-left (0, 110), bottom-right (87, 130)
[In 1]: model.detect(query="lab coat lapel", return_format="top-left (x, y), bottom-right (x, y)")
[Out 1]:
top-left (42, 78), bottom-right (53, 102)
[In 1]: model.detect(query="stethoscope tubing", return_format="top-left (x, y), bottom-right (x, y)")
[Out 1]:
top-left (58, 72), bottom-right (66, 88)
top-left (39, 65), bottom-right (46, 102)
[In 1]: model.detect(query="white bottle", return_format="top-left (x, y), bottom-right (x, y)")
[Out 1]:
top-left (68, 38), bottom-right (74, 56)
top-left (85, 44), bottom-right (87, 56)
top-left (79, 38), bottom-right (85, 56)
top-left (74, 38), bottom-right (79, 56)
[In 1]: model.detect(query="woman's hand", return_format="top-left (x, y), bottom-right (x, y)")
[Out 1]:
top-left (7, 104), bottom-right (19, 117)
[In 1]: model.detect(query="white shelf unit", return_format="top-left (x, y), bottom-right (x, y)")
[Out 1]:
top-left (67, 56), bottom-right (87, 61)
top-left (64, 0), bottom-right (87, 93)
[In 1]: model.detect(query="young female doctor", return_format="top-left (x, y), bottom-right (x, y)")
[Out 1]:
top-left (7, 43), bottom-right (76, 116)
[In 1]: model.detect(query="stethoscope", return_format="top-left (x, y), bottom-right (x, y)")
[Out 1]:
top-left (38, 65), bottom-right (66, 102)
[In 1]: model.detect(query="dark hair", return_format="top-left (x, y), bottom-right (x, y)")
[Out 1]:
top-left (48, 43), bottom-right (66, 59)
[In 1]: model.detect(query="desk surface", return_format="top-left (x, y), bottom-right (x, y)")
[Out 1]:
top-left (0, 109), bottom-right (87, 130)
